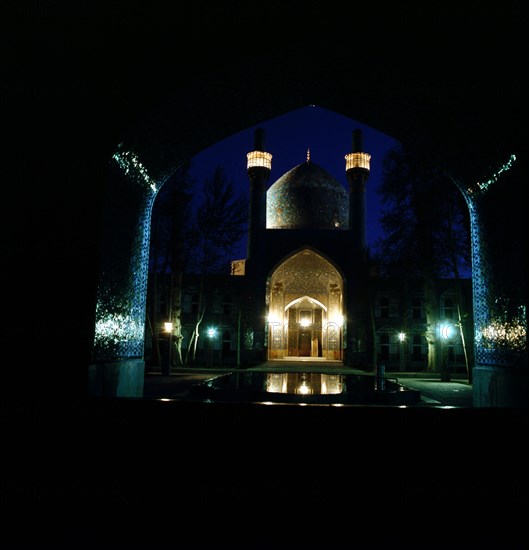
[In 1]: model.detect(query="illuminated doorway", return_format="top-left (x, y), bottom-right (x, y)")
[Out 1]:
top-left (267, 249), bottom-right (344, 360)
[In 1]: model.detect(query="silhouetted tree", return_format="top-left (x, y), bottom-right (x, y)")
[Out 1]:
top-left (184, 165), bottom-right (248, 365)
top-left (373, 143), bottom-right (471, 374)
top-left (147, 162), bottom-right (194, 369)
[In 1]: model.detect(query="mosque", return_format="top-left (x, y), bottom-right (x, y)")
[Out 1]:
top-left (155, 128), bottom-right (472, 372)
top-left (240, 126), bottom-right (373, 365)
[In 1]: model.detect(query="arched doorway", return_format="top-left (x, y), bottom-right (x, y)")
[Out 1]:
top-left (267, 249), bottom-right (344, 361)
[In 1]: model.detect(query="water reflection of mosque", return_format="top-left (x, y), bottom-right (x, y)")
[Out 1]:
top-left (264, 371), bottom-right (343, 395)
top-left (188, 371), bottom-right (422, 405)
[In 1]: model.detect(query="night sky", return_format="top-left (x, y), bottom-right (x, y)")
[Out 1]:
top-left (188, 105), bottom-right (401, 261)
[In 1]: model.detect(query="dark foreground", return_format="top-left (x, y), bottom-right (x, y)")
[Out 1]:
top-left (2, 374), bottom-right (527, 549)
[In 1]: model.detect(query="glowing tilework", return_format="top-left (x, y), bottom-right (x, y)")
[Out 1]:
top-left (266, 161), bottom-right (349, 230)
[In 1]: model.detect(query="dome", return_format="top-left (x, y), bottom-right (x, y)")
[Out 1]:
top-left (266, 160), bottom-right (349, 229)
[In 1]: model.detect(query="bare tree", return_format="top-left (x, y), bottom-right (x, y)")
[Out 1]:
top-left (146, 163), bottom-right (194, 369)
top-left (374, 143), bottom-right (471, 374)
top-left (183, 165), bottom-right (248, 365)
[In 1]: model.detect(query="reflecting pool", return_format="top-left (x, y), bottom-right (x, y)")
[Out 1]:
top-left (188, 371), bottom-right (421, 406)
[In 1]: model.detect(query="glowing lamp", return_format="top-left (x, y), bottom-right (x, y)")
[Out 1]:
top-left (332, 314), bottom-right (344, 327)
top-left (164, 322), bottom-right (173, 333)
top-left (247, 151), bottom-right (272, 170)
top-left (345, 152), bottom-right (371, 171)
top-left (440, 324), bottom-right (454, 340)
top-left (207, 327), bottom-right (216, 338)
top-left (268, 312), bottom-right (280, 324)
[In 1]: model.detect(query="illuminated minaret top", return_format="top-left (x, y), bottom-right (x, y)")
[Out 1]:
top-left (345, 129), bottom-right (371, 171)
top-left (247, 128), bottom-right (272, 170)
top-left (345, 129), bottom-right (371, 252)
top-left (246, 128), bottom-right (272, 259)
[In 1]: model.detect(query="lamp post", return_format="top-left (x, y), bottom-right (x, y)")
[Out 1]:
top-left (207, 327), bottom-right (216, 367)
top-left (162, 321), bottom-right (173, 376)
top-left (398, 332), bottom-right (407, 372)
top-left (440, 322), bottom-right (454, 382)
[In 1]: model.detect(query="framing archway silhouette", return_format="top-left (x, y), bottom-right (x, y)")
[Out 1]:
top-left (90, 83), bottom-right (526, 405)
top-left (69, 3), bottom-right (524, 405)
top-left (7, 6), bottom-right (527, 547)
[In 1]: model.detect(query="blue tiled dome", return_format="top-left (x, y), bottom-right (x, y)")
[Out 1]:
top-left (266, 161), bottom-right (349, 229)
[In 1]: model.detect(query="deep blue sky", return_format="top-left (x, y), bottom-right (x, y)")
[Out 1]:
top-left (189, 105), bottom-right (401, 260)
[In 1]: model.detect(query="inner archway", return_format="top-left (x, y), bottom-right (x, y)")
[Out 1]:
top-left (267, 249), bottom-right (344, 361)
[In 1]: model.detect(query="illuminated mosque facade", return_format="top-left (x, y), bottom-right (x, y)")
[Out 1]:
top-left (166, 128), bottom-right (472, 371)
top-left (239, 127), bottom-right (372, 365)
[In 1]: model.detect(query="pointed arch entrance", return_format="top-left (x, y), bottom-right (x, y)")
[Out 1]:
top-left (267, 249), bottom-right (344, 361)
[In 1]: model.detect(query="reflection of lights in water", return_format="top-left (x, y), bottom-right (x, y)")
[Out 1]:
top-left (298, 373), bottom-right (311, 395)
top-left (197, 372), bottom-right (421, 406)
top-left (265, 373), bottom-right (284, 393)
top-left (324, 374), bottom-right (341, 394)
top-left (265, 373), bottom-right (343, 395)
top-left (298, 381), bottom-right (310, 394)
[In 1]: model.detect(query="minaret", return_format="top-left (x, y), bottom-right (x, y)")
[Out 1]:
top-left (345, 129), bottom-right (371, 252)
top-left (246, 128), bottom-right (272, 259)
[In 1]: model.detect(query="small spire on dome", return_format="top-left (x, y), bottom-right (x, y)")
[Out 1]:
top-left (306, 148), bottom-right (311, 163)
